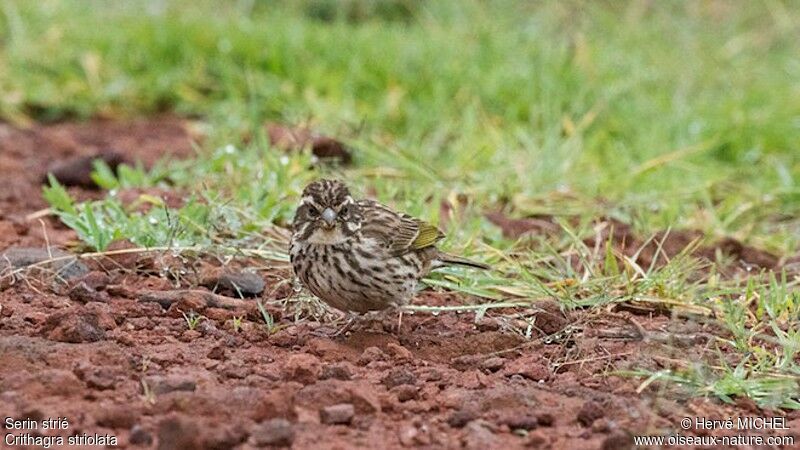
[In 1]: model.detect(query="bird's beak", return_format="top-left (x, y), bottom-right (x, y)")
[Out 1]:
top-left (321, 208), bottom-right (337, 228)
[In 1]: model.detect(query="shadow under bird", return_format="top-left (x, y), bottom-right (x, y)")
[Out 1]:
top-left (289, 179), bottom-right (490, 334)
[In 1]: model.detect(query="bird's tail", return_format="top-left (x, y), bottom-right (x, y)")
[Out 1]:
top-left (435, 252), bottom-right (491, 270)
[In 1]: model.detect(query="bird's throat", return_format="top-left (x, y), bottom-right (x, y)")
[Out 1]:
top-left (306, 227), bottom-right (349, 245)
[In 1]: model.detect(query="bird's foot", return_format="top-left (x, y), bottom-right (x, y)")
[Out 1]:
top-left (310, 307), bottom-right (406, 338)
top-left (311, 314), bottom-right (357, 338)
top-left (365, 307), bottom-right (405, 334)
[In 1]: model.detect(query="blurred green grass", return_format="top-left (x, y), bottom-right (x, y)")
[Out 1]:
top-left (4, 0), bottom-right (800, 407)
top-left (2, 0), bottom-right (799, 252)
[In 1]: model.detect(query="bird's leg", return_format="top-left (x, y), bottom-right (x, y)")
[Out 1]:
top-left (318, 307), bottom-right (405, 336)
top-left (370, 306), bottom-right (405, 334)
top-left (311, 312), bottom-right (358, 338)
top-left (343, 308), bottom-right (398, 334)
top-left (331, 313), bottom-right (359, 337)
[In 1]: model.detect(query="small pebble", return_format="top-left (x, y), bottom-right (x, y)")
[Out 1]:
top-left (480, 357), bottom-right (506, 372)
top-left (320, 403), bottom-right (355, 425)
top-left (251, 418), bottom-right (294, 447)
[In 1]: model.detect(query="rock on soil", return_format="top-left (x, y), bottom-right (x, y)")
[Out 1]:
top-left (602, 429), bottom-right (634, 450)
top-left (501, 356), bottom-right (550, 381)
top-left (129, 425), bottom-right (154, 446)
top-left (1, 247), bottom-right (89, 280)
top-left (68, 282), bottom-right (109, 303)
top-left (398, 423), bottom-right (432, 446)
top-left (200, 267), bottom-right (266, 297)
top-left (382, 367), bottom-right (416, 388)
top-left (252, 387), bottom-right (299, 422)
top-left (532, 299), bottom-right (569, 335)
top-left (74, 364), bottom-right (120, 391)
top-left (143, 374), bottom-right (197, 395)
top-left (283, 353), bottom-right (322, 384)
top-left (462, 420), bottom-right (498, 450)
top-left (266, 123), bottom-right (352, 164)
top-left (95, 405), bottom-right (138, 429)
top-left (293, 380), bottom-right (381, 416)
top-left (43, 151), bottom-right (125, 189)
top-left (156, 415), bottom-right (201, 450)
top-left (501, 413), bottom-right (539, 431)
top-left (320, 363), bottom-right (353, 381)
top-left (43, 309), bottom-right (106, 343)
top-left (357, 346), bottom-right (387, 365)
top-left (251, 418), bottom-right (295, 447)
top-left (448, 410), bottom-right (478, 428)
top-left (480, 357), bottom-right (506, 372)
top-left (73, 271), bottom-right (111, 290)
top-left (385, 342), bottom-right (413, 361)
top-left (577, 400), bottom-right (605, 427)
top-left (391, 384), bottom-right (419, 402)
top-left (537, 412), bottom-right (555, 427)
top-left (155, 414), bottom-right (246, 449)
top-left (320, 403), bottom-right (355, 425)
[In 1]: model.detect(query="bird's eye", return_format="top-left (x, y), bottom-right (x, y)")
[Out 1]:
top-left (307, 207), bottom-right (319, 217)
top-left (341, 205), bottom-right (350, 215)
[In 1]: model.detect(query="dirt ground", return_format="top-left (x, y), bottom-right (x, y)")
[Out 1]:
top-left (1, 118), bottom-right (798, 449)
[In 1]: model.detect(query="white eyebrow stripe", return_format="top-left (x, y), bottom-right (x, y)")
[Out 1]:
top-left (301, 196), bottom-right (322, 209)
top-left (331, 196), bottom-right (355, 213)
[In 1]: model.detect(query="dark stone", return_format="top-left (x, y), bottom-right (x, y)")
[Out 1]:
top-left (320, 363), bottom-right (352, 381)
top-left (96, 406), bottom-right (137, 428)
top-left (537, 412), bottom-right (555, 427)
top-left (143, 375), bottom-right (196, 395)
top-left (382, 368), bottom-right (416, 388)
top-left (447, 410), bottom-right (477, 428)
top-left (319, 403), bottom-right (355, 425)
top-left (602, 429), bottom-right (634, 450)
top-left (44, 151), bottom-right (125, 189)
top-left (480, 357), bottom-right (506, 372)
top-left (202, 269), bottom-right (265, 297)
top-left (250, 418), bottom-right (294, 447)
top-left (391, 385), bottom-right (418, 402)
top-left (502, 415), bottom-right (538, 431)
top-left (156, 415), bottom-right (200, 450)
top-left (266, 123), bottom-right (352, 165)
top-left (1, 247), bottom-right (89, 280)
top-left (69, 282), bottom-right (108, 303)
top-left (577, 401), bottom-right (605, 427)
top-left (462, 420), bottom-right (497, 449)
top-left (44, 310), bottom-right (105, 343)
top-left (129, 425), bottom-right (153, 445)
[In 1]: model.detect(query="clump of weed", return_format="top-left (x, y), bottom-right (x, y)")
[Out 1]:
top-left (182, 311), bottom-right (205, 331)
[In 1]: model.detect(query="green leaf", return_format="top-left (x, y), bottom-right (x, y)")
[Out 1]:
top-left (42, 174), bottom-right (77, 215)
top-left (90, 159), bottom-right (120, 190)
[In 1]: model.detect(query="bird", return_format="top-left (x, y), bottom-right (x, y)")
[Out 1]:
top-left (289, 179), bottom-right (490, 334)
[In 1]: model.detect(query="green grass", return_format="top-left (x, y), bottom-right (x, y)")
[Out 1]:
top-left (182, 310), bottom-right (204, 331)
top-left (3, 0), bottom-right (800, 408)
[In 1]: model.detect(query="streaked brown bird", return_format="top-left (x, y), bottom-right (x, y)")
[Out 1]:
top-left (289, 179), bottom-right (489, 332)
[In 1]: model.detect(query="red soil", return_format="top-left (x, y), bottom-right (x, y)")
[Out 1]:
top-left (0, 119), bottom-right (797, 449)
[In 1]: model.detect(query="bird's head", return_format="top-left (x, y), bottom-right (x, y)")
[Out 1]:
top-left (292, 179), bottom-right (363, 244)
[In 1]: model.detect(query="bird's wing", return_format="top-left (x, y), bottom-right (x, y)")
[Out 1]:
top-left (358, 200), bottom-right (445, 256)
